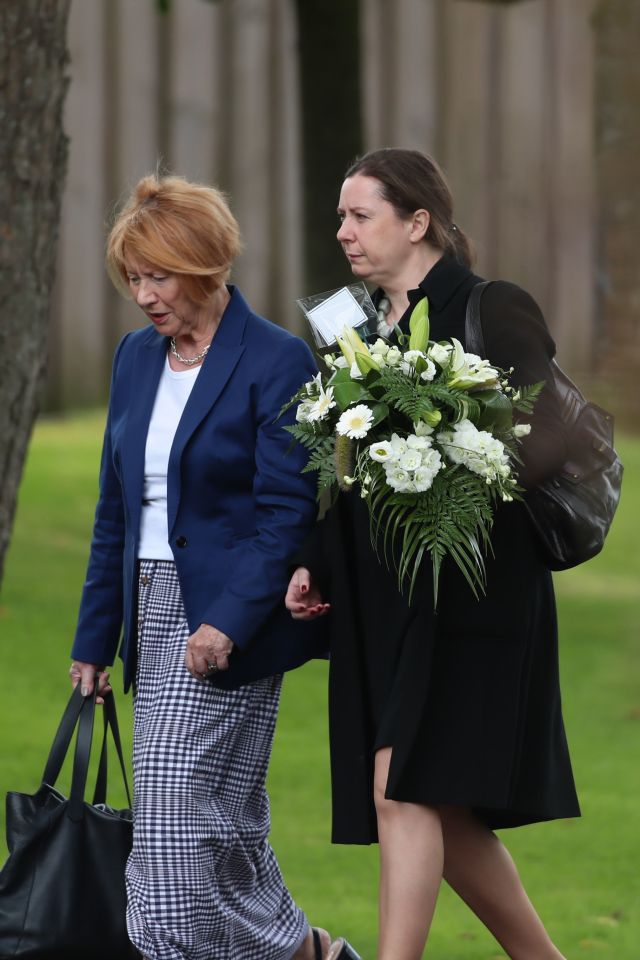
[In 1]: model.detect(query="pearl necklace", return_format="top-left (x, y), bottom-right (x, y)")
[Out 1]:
top-left (170, 338), bottom-right (211, 366)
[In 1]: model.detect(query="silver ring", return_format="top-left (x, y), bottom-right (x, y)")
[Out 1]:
top-left (206, 661), bottom-right (218, 673)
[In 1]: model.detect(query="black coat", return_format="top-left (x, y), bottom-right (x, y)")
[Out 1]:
top-left (300, 257), bottom-right (580, 844)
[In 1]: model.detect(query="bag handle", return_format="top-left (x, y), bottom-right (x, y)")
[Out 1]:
top-left (68, 685), bottom-right (99, 820)
top-left (464, 280), bottom-right (491, 358)
top-left (465, 279), bottom-right (565, 400)
top-left (41, 683), bottom-right (133, 822)
top-left (41, 683), bottom-right (86, 787)
top-left (92, 689), bottom-right (132, 810)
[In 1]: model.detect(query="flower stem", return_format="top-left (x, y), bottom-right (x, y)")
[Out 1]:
top-left (335, 434), bottom-right (354, 491)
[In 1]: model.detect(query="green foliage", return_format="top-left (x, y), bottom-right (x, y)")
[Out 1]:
top-left (328, 368), bottom-right (366, 410)
top-left (303, 436), bottom-right (337, 496)
top-left (284, 421), bottom-right (328, 448)
top-left (376, 367), bottom-right (440, 423)
top-left (368, 464), bottom-right (495, 600)
top-left (514, 380), bottom-right (546, 414)
top-left (474, 388), bottom-right (513, 432)
top-left (385, 370), bottom-right (485, 427)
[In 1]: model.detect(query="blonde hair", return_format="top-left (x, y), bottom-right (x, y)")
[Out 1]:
top-left (106, 173), bottom-right (243, 303)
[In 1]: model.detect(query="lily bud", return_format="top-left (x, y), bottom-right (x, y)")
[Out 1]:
top-left (336, 334), bottom-right (356, 367)
top-left (354, 351), bottom-right (381, 377)
top-left (422, 409), bottom-right (442, 427)
top-left (408, 297), bottom-right (430, 353)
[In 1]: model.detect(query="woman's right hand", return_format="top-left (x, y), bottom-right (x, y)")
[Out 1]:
top-left (69, 660), bottom-right (112, 704)
top-left (285, 567), bottom-right (331, 620)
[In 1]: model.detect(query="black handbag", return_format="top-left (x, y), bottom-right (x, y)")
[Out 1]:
top-left (465, 281), bottom-right (623, 570)
top-left (0, 685), bottom-right (140, 959)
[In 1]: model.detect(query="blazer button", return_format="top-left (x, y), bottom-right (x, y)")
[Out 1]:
top-left (175, 535), bottom-right (188, 548)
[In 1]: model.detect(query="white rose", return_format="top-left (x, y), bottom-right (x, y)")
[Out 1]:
top-left (385, 346), bottom-right (402, 367)
top-left (513, 423), bottom-right (531, 437)
top-left (420, 359), bottom-right (437, 382)
top-left (325, 354), bottom-right (348, 370)
top-left (403, 349), bottom-right (426, 364)
top-left (428, 342), bottom-right (453, 366)
top-left (370, 338), bottom-right (390, 356)
top-left (400, 349), bottom-right (427, 376)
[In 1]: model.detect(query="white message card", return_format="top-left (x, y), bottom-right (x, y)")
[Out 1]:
top-left (306, 286), bottom-right (369, 346)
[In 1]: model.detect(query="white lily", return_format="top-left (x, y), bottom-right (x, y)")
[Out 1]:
top-left (447, 338), bottom-right (500, 390)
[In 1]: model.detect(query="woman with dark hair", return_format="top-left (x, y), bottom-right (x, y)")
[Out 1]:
top-left (286, 148), bottom-right (577, 960)
top-left (69, 173), bottom-right (359, 960)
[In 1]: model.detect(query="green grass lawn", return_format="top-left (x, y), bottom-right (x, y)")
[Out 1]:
top-left (1, 410), bottom-right (639, 958)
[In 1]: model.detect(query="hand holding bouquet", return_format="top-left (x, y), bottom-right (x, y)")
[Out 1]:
top-left (283, 295), bottom-right (542, 601)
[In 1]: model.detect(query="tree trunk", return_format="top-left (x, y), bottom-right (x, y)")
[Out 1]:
top-left (593, 0), bottom-right (640, 421)
top-left (0, 0), bottom-right (71, 587)
top-left (294, 0), bottom-right (363, 295)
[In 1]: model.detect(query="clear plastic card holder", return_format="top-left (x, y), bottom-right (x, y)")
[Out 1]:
top-left (296, 282), bottom-right (378, 348)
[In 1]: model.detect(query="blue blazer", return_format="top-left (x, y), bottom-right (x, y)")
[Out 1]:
top-left (71, 286), bottom-right (327, 691)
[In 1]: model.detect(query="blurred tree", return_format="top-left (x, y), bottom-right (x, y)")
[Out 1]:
top-left (294, 0), bottom-right (363, 293)
top-left (593, 0), bottom-right (640, 419)
top-left (186, 0), bottom-right (363, 294)
top-left (0, 0), bottom-right (70, 587)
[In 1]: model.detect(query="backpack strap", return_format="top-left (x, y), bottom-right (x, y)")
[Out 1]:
top-left (464, 280), bottom-right (492, 357)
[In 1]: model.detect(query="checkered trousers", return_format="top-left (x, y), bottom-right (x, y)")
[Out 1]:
top-left (126, 561), bottom-right (308, 960)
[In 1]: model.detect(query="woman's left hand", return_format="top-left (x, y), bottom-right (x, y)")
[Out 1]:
top-left (185, 623), bottom-right (234, 679)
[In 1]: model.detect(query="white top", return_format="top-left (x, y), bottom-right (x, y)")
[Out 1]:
top-left (138, 356), bottom-right (200, 559)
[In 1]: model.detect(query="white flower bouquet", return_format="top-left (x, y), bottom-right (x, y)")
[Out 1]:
top-left (282, 296), bottom-right (542, 601)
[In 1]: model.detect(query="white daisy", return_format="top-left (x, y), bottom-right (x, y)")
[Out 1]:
top-left (336, 404), bottom-right (374, 439)
top-left (307, 386), bottom-right (336, 422)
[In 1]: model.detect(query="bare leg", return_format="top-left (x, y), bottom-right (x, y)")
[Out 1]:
top-left (440, 806), bottom-right (566, 960)
top-left (374, 747), bottom-right (443, 960)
